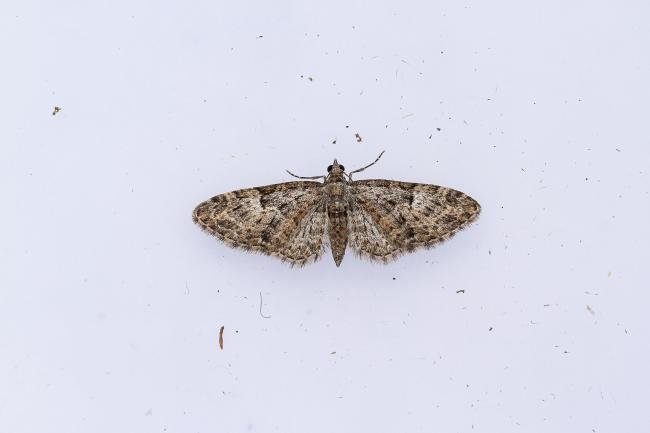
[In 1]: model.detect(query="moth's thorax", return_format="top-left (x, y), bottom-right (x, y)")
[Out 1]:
top-left (324, 177), bottom-right (349, 213)
top-left (325, 171), bottom-right (347, 184)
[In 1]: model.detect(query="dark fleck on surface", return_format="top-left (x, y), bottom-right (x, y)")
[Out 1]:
top-left (456, 289), bottom-right (465, 294)
top-left (219, 326), bottom-right (224, 350)
top-left (355, 133), bottom-right (362, 142)
top-left (52, 106), bottom-right (61, 115)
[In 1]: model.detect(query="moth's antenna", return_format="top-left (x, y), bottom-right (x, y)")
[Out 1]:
top-left (285, 169), bottom-right (325, 180)
top-left (347, 150), bottom-right (385, 180)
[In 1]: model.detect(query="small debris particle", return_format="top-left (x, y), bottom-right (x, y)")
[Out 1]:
top-left (586, 305), bottom-right (595, 315)
top-left (355, 133), bottom-right (362, 142)
top-left (308, 76), bottom-right (313, 81)
top-left (332, 139), bottom-right (337, 144)
top-left (256, 35), bottom-right (263, 38)
top-left (345, 125), bottom-right (349, 128)
top-left (436, 127), bottom-right (441, 131)
top-left (607, 271), bottom-right (612, 278)
top-left (218, 326), bottom-right (224, 350)
top-left (330, 351), bottom-right (336, 355)
top-left (401, 113), bottom-right (414, 119)
top-left (392, 277), bottom-right (396, 280)
top-left (428, 134), bottom-right (432, 139)
top-left (259, 292), bottom-right (271, 319)
top-left (456, 289), bottom-right (465, 294)
top-left (52, 106), bottom-right (61, 116)
top-left (488, 327), bottom-right (493, 331)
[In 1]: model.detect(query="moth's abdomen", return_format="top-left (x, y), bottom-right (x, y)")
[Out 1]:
top-left (327, 208), bottom-right (349, 267)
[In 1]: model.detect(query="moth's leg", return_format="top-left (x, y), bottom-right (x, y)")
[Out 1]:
top-left (285, 169), bottom-right (325, 180)
top-left (347, 151), bottom-right (385, 180)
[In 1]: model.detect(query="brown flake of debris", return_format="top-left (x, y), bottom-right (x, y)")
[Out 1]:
top-left (52, 106), bottom-right (61, 115)
top-left (219, 326), bottom-right (224, 350)
top-left (355, 133), bottom-right (362, 142)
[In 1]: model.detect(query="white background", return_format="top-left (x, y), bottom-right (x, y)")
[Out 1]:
top-left (2, 1), bottom-right (649, 432)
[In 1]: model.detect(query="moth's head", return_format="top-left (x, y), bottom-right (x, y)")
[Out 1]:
top-left (327, 159), bottom-right (346, 176)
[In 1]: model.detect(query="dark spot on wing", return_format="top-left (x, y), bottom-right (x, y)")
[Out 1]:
top-left (268, 215), bottom-right (280, 229)
top-left (217, 218), bottom-right (235, 229)
top-left (407, 193), bottom-right (415, 206)
top-left (260, 195), bottom-right (271, 208)
top-left (442, 214), bottom-right (457, 225)
top-left (445, 192), bottom-right (460, 205)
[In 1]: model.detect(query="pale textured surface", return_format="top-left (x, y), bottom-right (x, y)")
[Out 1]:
top-left (2, 1), bottom-right (650, 433)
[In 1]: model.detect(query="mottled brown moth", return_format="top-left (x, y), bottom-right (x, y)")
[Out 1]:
top-left (193, 152), bottom-right (480, 267)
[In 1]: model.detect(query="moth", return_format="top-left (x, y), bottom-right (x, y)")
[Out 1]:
top-left (193, 152), bottom-right (480, 267)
